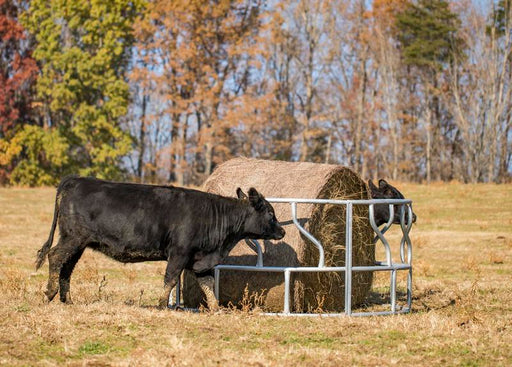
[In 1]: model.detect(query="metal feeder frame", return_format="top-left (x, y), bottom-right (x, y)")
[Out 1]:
top-left (173, 198), bottom-right (414, 317)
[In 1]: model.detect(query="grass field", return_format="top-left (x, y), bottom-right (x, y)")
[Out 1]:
top-left (0, 183), bottom-right (511, 366)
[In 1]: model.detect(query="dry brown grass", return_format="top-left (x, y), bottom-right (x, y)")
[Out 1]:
top-left (1, 183), bottom-right (511, 366)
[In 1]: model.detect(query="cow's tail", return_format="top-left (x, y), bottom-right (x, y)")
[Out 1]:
top-left (35, 180), bottom-right (68, 270)
top-left (35, 191), bottom-right (60, 270)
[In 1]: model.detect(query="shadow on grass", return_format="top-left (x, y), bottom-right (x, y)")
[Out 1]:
top-left (356, 285), bottom-right (457, 314)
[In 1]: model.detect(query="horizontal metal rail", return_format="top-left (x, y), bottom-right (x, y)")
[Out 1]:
top-left (261, 309), bottom-right (411, 317)
top-left (215, 264), bottom-right (412, 272)
top-left (266, 198), bottom-right (412, 205)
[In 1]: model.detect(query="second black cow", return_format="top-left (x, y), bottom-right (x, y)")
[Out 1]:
top-left (368, 179), bottom-right (417, 226)
top-left (36, 176), bottom-right (285, 308)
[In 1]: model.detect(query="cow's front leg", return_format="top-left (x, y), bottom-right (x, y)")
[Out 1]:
top-left (193, 253), bottom-right (221, 311)
top-left (159, 255), bottom-right (188, 309)
top-left (196, 274), bottom-right (219, 311)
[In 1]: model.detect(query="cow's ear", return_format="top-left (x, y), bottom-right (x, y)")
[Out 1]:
top-left (248, 187), bottom-right (264, 211)
top-left (378, 179), bottom-right (389, 190)
top-left (379, 179), bottom-right (395, 195)
top-left (236, 188), bottom-right (248, 200)
top-left (368, 179), bottom-right (378, 193)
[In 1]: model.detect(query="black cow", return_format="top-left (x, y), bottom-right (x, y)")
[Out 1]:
top-left (368, 179), bottom-right (417, 226)
top-left (36, 176), bottom-right (285, 308)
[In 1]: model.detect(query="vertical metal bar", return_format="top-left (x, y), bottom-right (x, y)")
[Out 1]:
top-left (390, 270), bottom-right (397, 313)
top-left (407, 268), bottom-right (412, 311)
top-left (344, 202), bottom-right (353, 316)
top-left (214, 267), bottom-right (220, 301)
top-left (175, 273), bottom-right (181, 307)
top-left (284, 270), bottom-right (291, 315)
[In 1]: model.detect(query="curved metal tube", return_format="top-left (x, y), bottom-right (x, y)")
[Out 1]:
top-left (245, 239), bottom-right (264, 267)
top-left (291, 202), bottom-right (325, 268)
top-left (399, 204), bottom-right (414, 310)
top-left (399, 204), bottom-right (413, 264)
top-left (374, 204), bottom-right (395, 242)
top-left (369, 204), bottom-right (393, 266)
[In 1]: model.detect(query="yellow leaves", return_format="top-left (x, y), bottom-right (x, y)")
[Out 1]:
top-left (0, 138), bottom-right (21, 166)
top-left (0, 125), bottom-right (70, 186)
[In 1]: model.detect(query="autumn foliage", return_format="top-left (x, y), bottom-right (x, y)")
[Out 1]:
top-left (0, 0), bottom-right (510, 186)
top-left (0, 0), bottom-right (38, 184)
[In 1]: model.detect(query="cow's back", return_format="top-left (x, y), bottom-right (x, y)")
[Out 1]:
top-left (56, 177), bottom-right (242, 262)
top-left (57, 178), bottom-right (186, 261)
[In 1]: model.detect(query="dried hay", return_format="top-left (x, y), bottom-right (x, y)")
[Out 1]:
top-left (183, 158), bottom-right (374, 312)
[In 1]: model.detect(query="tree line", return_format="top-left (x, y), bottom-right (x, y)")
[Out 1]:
top-left (0, 0), bottom-right (510, 186)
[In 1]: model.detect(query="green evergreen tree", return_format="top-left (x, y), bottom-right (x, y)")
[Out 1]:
top-left (395, 0), bottom-right (464, 183)
top-left (396, 0), bottom-right (462, 71)
top-left (4, 0), bottom-right (144, 185)
top-left (489, 0), bottom-right (511, 36)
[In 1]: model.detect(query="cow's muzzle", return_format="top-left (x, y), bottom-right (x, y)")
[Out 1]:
top-left (273, 226), bottom-right (286, 240)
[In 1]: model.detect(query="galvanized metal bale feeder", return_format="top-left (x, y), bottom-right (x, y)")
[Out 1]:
top-left (174, 159), bottom-right (414, 316)
top-left (183, 158), bottom-right (401, 313)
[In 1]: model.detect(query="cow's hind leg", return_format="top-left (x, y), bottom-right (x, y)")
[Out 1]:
top-left (58, 247), bottom-right (85, 304)
top-left (158, 255), bottom-right (189, 309)
top-left (45, 237), bottom-right (81, 303)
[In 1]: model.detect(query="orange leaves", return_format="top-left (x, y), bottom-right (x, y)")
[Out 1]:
top-left (130, 0), bottom-right (267, 179)
top-left (370, 0), bottom-right (408, 34)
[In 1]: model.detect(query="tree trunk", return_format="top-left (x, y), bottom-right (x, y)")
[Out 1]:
top-left (137, 93), bottom-right (147, 181)
top-left (425, 107), bottom-right (432, 184)
top-left (487, 131), bottom-right (498, 183)
top-left (205, 140), bottom-right (213, 176)
top-left (354, 58), bottom-right (367, 173)
top-left (169, 112), bottom-right (180, 183)
top-left (175, 114), bottom-right (189, 186)
top-left (498, 122), bottom-right (510, 183)
top-left (325, 134), bottom-right (332, 164)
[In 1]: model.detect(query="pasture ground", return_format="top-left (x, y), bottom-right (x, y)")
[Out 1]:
top-left (0, 182), bottom-right (511, 366)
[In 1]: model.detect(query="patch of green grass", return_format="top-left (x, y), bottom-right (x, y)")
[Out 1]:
top-left (13, 303), bottom-right (31, 313)
top-left (376, 330), bottom-right (407, 342)
top-left (78, 340), bottom-right (110, 355)
top-left (36, 341), bottom-right (68, 364)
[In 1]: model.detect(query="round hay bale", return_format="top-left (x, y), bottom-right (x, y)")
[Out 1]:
top-left (183, 157), bottom-right (374, 312)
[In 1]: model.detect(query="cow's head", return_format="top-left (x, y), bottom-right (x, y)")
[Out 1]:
top-left (237, 187), bottom-right (285, 240)
top-left (368, 179), bottom-right (417, 226)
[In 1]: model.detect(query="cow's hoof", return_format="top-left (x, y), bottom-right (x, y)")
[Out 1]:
top-left (44, 289), bottom-right (57, 303)
top-left (60, 292), bottom-right (73, 304)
